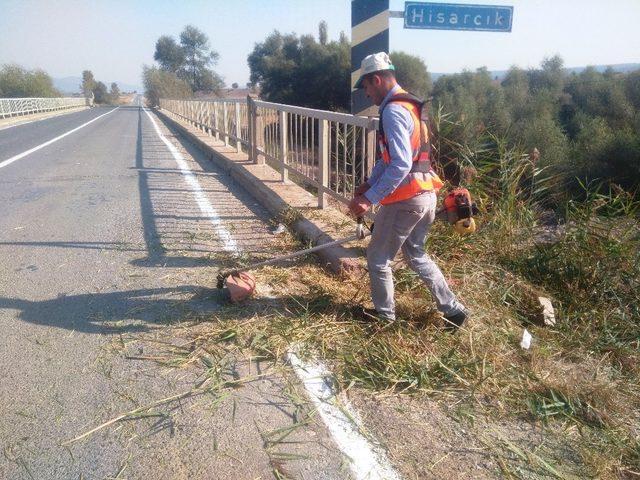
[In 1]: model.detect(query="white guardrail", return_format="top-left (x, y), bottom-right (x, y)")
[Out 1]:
top-left (0, 97), bottom-right (89, 119)
top-left (159, 97), bottom-right (379, 208)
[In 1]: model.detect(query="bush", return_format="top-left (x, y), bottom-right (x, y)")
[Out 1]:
top-left (142, 65), bottom-right (192, 107)
top-left (0, 64), bottom-right (60, 97)
top-left (433, 60), bottom-right (640, 198)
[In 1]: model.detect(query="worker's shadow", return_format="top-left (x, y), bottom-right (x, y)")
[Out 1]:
top-left (0, 286), bottom-right (225, 334)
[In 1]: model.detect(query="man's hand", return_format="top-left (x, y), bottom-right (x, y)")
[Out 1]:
top-left (349, 195), bottom-right (372, 217)
top-left (354, 182), bottom-right (370, 196)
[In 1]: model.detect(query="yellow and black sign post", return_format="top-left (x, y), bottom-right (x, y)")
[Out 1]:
top-left (351, 0), bottom-right (389, 116)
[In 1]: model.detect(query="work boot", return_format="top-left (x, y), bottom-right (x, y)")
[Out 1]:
top-left (443, 308), bottom-right (469, 332)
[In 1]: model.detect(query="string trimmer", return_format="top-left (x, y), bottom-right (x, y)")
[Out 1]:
top-left (216, 217), bottom-right (369, 303)
top-left (438, 187), bottom-right (480, 235)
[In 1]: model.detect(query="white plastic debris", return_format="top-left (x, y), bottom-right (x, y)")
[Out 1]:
top-left (271, 223), bottom-right (286, 235)
top-left (538, 297), bottom-right (556, 326)
top-left (520, 329), bottom-right (532, 349)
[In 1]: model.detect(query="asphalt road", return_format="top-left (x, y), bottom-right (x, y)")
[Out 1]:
top-left (0, 107), bottom-right (111, 162)
top-left (0, 100), bottom-right (347, 479)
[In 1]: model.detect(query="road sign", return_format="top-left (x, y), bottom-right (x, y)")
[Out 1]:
top-left (404, 2), bottom-right (513, 32)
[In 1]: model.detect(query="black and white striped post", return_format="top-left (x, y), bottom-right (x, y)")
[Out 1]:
top-left (351, 0), bottom-right (390, 116)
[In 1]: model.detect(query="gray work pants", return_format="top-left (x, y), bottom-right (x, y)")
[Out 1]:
top-left (367, 191), bottom-right (465, 320)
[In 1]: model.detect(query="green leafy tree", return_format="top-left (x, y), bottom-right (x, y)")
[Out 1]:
top-left (110, 82), bottom-right (120, 98)
top-left (569, 113), bottom-right (614, 181)
top-left (502, 66), bottom-right (531, 123)
top-left (0, 64), bottom-right (60, 97)
top-left (390, 51), bottom-right (431, 99)
top-left (516, 110), bottom-right (568, 169)
top-left (152, 26), bottom-right (223, 94)
top-left (319, 20), bottom-right (328, 46)
top-left (179, 25), bottom-right (223, 92)
top-left (248, 31), bottom-right (300, 104)
top-left (142, 65), bottom-right (192, 107)
top-left (602, 130), bottom-right (640, 190)
top-left (624, 70), bottom-right (640, 110)
top-left (429, 57), bottom-right (640, 196)
top-left (528, 55), bottom-right (565, 98)
top-left (92, 81), bottom-right (109, 103)
top-left (248, 26), bottom-right (350, 110)
top-left (432, 67), bottom-right (508, 144)
top-left (565, 67), bottom-right (633, 128)
top-left (81, 70), bottom-right (96, 98)
top-left (154, 35), bottom-right (185, 72)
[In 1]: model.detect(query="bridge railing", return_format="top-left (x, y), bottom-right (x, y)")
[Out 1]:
top-left (0, 97), bottom-right (89, 120)
top-left (159, 97), bottom-right (379, 208)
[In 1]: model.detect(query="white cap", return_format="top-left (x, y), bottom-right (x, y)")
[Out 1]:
top-left (354, 52), bottom-right (395, 89)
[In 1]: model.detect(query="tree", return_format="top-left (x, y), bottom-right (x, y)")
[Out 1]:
top-left (200, 69), bottom-right (224, 93)
top-left (231, 82), bottom-right (238, 89)
top-left (0, 64), bottom-right (60, 97)
top-left (319, 21), bottom-right (328, 46)
top-left (529, 55), bottom-right (565, 97)
top-left (248, 28), bottom-right (350, 110)
top-left (179, 25), bottom-right (222, 92)
top-left (154, 35), bottom-right (185, 72)
top-left (92, 81), bottom-right (109, 103)
top-left (624, 70), bottom-right (640, 110)
top-left (564, 67), bottom-right (633, 132)
top-left (142, 65), bottom-right (192, 107)
top-left (110, 82), bottom-right (120, 98)
top-left (81, 70), bottom-right (96, 97)
top-left (152, 25), bottom-right (223, 94)
top-left (432, 67), bottom-right (508, 144)
top-left (502, 66), bottom-right (531, 123)
top-left (390, 51), bottom-right (431, 99)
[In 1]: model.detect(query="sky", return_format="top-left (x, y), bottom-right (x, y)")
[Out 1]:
top-left (1, 0), bottom-right (639, 89)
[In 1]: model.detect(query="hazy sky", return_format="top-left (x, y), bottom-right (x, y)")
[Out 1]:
top-left (1, 0), bottom-right (639, 88)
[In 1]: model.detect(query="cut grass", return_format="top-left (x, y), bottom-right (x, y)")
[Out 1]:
top-left (119, 231), bottom-right (636, 477)
top-left (119, 246), bottom-right (638, 477)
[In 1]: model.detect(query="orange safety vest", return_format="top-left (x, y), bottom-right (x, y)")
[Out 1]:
top-left (378, 88), bottom-right (443, 205)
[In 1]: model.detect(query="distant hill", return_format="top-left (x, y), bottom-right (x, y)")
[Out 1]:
top-left (53, 76), bottom-right (142, 94)
top-left (431, 63), bottom-right (640, 81)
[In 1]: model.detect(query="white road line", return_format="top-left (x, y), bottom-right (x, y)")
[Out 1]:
top-left (142, 108), bottom-right (239, 254)
top-left (0, 107), bottom-right (120, 170)
top-left (288, 351), bottom-right (402, 480)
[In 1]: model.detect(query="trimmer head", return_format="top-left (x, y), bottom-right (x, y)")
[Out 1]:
top-left (214, 217), bottom-right (369, 303)
top-left (218, 272), bottom-right (257, 303)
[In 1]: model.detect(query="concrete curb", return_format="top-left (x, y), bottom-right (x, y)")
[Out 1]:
top-left (154, 108), bottom-right (364, 276)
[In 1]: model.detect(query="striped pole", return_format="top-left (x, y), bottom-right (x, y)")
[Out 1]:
top-left (351, 0), bottom-right (390, 116)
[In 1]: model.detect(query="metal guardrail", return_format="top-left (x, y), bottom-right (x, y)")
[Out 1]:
top-left (159, 97), bottom-right (379, 208)
top-left (0, 97), bottom-right (89, 120)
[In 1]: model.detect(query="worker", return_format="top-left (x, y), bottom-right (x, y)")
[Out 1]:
top-left (348, 52), bottom-right (469, 331)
